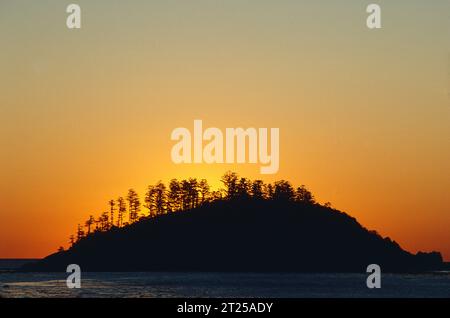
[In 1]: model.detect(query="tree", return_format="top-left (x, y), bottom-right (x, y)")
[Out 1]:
top-left (237, 177), bottom-right (251, 198)
top-left (127, 189), bottom-right (140, 223)
top-left (94, 216), bottom-right (101, 231)
top-left (188, 178), bottom-right (199, 209)
top-left (167, 179), bottom-right (181, 212)
top-left (100, 212), bottom-right (109, 231)
top-left (178, 178), bottom-right (200, 210)
top-left (295, 185), bottom-right (315, 204)
top-left (180, 179), bottom-right (190, 210)
top-left (264, 183), bottom-right (274, 200)
top-left (145, 185), bottom-right (157, 217)
top-left (221, 171), bottom-right (238, 199)
top-left (85, 215), bottom-right (95, 235)
top-left (154, 181), bottom-right (167, 215)
top-left (273, 180), bottom-right (295, 201)
top-left (198, 179), bottom-right (210, 204)
top-left (117, 196), bottom-right (126, 227)
top-left (146, 182), bottom-right (167, 216)
top-left (76, 224), bottom-right (85, 242)
top-left (69, 235), bottom-right (75, 247)
top-left (108, 200), bottom-right (116, 228)
top-left (251, 180), bottom-right (264, 199)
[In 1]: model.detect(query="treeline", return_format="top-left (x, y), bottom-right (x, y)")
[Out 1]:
top-left (66, 171), bottom-right (318, 248)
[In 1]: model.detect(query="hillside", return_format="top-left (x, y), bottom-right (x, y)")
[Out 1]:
top-left (22, 198), bottom-right (443, 273)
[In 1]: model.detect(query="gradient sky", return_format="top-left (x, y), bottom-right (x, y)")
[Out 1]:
top-left (1, 0), bottom-right (449, 260)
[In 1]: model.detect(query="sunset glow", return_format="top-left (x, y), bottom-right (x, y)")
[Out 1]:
top-left (0, 1), bottom-right (449, 261)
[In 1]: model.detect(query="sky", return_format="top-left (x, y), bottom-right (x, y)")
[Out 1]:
top-left (0, 0), bottom-right (449, 260)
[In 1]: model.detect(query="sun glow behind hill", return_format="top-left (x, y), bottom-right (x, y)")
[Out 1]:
top-left (0, 1), bottom-right (449, 260)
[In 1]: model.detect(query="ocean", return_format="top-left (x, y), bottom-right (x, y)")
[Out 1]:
top-left (0, 260), bottom-right (449, 298)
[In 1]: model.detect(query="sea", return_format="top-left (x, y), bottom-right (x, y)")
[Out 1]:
top-left (0, 259), bottom-right (449, 298)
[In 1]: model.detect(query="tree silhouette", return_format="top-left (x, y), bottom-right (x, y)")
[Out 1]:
top-left (237, 177), bottom-right (251, 198)
top-left (167, 179), bottom-right (181, 212)
top-left (94, 216), bottom-right (101, 231)
top-left (144, 182), bottom-right (167, 216)
top-left (155, 181), bottom-right (167, 215)
top-left (67, 172), bottom-right (325, 249)
top-left (221, 171), bottom-right (238, 199)
top-left (251, 180), bottom-right (264, 199)
top-left (180, 180), bottom-right (191, 210)
top-left (188, 178), bottom-right (199, 209)
top-left (100, 212), bottom-right (109, 231)
top-left (265, 183), bottom-right (274, 200)
top-left (295, 185), bottom-right (315, 204)
top-left (273, 180), bottom-right (294, 201)
top-left (127, 189), bottom-right (140, 223)
top-left (69, 235), bottom-right (75, 247)
top-left (199, 179), bottom-right (210, 204)
top-left (117, 196), bottom-right (126, 227)
top-left (76, 224), bottom-right (85, 242)
top-left (108, 200), bottom-right (116, 228)
top-left (144, 185), bottom-right (157, 217)
top-left (85, 215), bottom-right (94, 235)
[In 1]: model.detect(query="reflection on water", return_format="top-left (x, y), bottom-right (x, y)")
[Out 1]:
top-left (0, 272), bottom-right (449, 298)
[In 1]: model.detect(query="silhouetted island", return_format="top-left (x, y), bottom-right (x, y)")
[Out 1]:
top-left (22, 172), bottom-right (443, 273)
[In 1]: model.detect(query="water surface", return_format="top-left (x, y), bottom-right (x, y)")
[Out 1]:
top-left (1, 271), bottom-right (449, 298)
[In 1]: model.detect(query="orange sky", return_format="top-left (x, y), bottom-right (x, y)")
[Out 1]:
top-left (0, 1), bottom-right (449, 260)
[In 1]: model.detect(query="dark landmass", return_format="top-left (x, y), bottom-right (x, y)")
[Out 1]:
top-left (0, 259), bottom-right (40, 270)
top-left (21, 199), bottom-right (443, 273)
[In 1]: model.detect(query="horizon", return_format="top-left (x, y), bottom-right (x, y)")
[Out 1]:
top-left (1, 1), bottom-right (449, 262)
